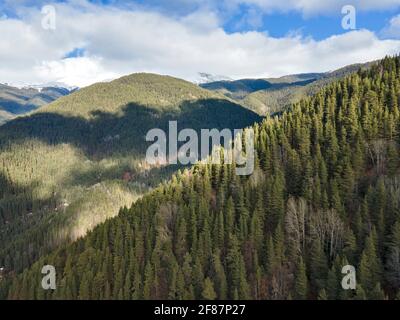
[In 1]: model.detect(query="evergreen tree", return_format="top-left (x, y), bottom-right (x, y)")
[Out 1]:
top-left (202, 277), bottom-right (217, 300)
top-left (294, 257), bottom-right (308, 300)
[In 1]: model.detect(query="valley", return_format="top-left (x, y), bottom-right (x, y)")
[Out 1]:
top-left (1, 56), bottom-right (399, 300)
top-left (0, 73), bottom-right (261, 274)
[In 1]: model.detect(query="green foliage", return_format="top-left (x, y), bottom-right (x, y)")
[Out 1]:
top-left (203, 61), bottom-right (376, 116)
top-left (294, 257), bottom-right (308, 300)
top-left (0, 73), bottom-right (261, 273)
top-left (2, 56), bottom-right (400, 300)
top-left (202, 278), bottom-right (217, 300)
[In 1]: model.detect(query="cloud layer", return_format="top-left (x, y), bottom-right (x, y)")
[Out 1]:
top-left (382, 14), bottom-right (400, 39)
top-left (229, 0), bottom-right (400, 16)
top-left (0, 1), bottom-right (400, 87)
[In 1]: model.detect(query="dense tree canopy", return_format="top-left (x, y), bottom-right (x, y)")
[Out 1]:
top-left (1, 56), bottom-right (400, 300)
top-left (0, 74), bottom-right (260, 275)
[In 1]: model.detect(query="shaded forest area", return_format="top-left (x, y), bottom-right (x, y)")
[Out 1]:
top-left (1, 56), bottom-right (400, 300)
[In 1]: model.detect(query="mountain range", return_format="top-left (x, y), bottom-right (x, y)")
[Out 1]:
top-left (0, 83), bottom-right (74, 125)
top-left (0, 56), bottom-right (399, 300)
top-left (201, 61), bottom-right (376, 115)
top-left (0, 73), bottom-right (261, 274)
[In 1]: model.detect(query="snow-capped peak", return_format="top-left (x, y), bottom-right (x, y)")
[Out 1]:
top-left (194, 72), bottom-right (233, 84)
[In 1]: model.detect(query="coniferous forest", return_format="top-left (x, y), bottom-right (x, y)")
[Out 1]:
top-left (1, 55), bottom-right (400, 300)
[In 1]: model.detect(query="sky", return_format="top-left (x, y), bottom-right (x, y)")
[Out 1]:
top-left (0, 0), bottom-right (400, 87)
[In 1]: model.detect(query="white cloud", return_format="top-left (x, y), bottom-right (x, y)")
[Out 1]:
top-left (34, 57), bottom-right (119, 87)
top-left (381, 14), bottom-right (400, 39)
top-left (0, 1), bottom-right (400, 87)
top-left (228, 0), bottom-right (400, 16)
top-left (180, 10), bottom-right (220, 32)
top-left (233, 7), bottom-right (264, 30)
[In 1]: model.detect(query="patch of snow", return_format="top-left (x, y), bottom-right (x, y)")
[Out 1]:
top-left (194, 72), bottom-right (233, 84)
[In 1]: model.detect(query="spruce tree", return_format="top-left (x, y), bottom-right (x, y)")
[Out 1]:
top-left (294, 257), bottom-right (308, 300)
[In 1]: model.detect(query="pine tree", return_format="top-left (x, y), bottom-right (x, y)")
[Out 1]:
top-left (143, 262), bottom-right (153, 300)
top-left (386, 221), bottom-right (400, 290)
top-left (354, 285), bottom-right (367, 300)
top-left (309, 241), bottom-right (328, 293)
top-left (317, 289), bottom-right (328, 300)
top-left (369, 283), bottom-right (385, 300)
top-left (212, 252), bottom-right (227, 299)
top-left (202, 277), bottom-right (217, 300)
top-left (359, 229), bottom-right (382, 295)
top-left (294, 257), bottom-right (308, 300)
top-left (326, 265), bottom-right (338, 300)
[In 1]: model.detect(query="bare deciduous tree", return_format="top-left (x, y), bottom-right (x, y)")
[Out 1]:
top-left (366, 139), bottom-right (387, 175)
top-left (309, 208), bottom-right (344, 258)
top-left (285, 197), bottom-right (308, 257)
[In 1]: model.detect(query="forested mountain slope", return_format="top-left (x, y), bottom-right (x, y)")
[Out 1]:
top-left (2, 56), bottom-right (399, 300)
top-left (202, 62), bottom-right (375, 116)
top-left (0, 73), bottom-right (261, 274)
top-left (200, 75), bottom-right (319, 99)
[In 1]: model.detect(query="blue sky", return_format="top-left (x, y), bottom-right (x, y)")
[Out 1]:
top-left (2, 0), bottom-right (399, 39)
top-left (0, 0), bottom-right (399, 87)
top-left (224, 10), bottom-right (397, 39)
top-left (79, 0), bottom-right (400, 39)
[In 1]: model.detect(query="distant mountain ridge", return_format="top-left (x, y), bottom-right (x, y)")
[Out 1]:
top-left (201, 76), bottom-right (319, 98)
top-left (200, 61), bottom-right (377, 115)
top-left (195, 72), bottom-right (233, 84)
top-left (0, 83), bottom-right (74, 125)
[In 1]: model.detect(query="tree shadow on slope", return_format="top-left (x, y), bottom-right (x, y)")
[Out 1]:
top-left (0, 171), bottom-right (61, 272)
top-left (0, 99), bottom-right (262, 273)
top-left (0, 98), bottom-right (262, 160)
